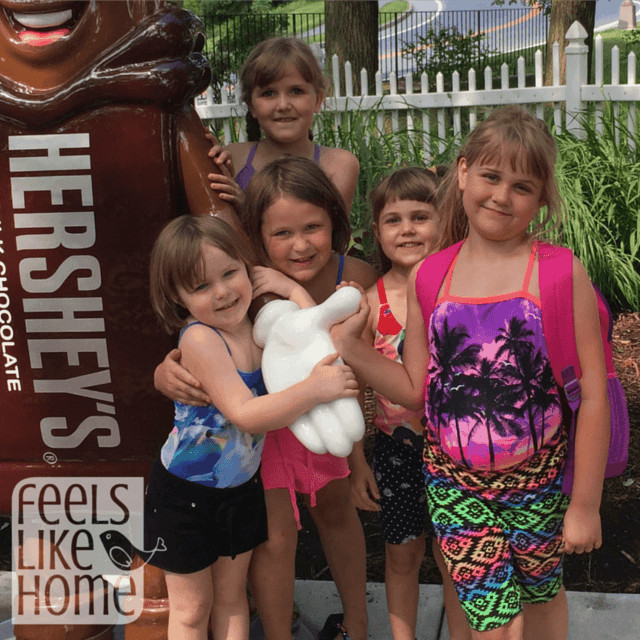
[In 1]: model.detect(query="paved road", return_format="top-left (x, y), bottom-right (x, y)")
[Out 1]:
top-left (402, 0), bottom-right (632, 29)
top-left (377, 0), bottom-right (638, 79)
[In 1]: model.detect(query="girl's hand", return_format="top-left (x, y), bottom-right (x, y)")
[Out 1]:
top-left (330, 293), bottom-right (370, 348)
top-left (205, 134), bottom-right (242, 204)
top-left (208, 172), bottom-right (243, 205)
top-left (251, 266), bottom-right (297, 300)
top-left (205, 133), bottom-right (234, 172)
top-left (348, 453), bottom-right (381, 512)
top-left (309, 353), bottom-right (359, 403)
top-left (562, 502), bottom-right (603, 554)
top-left (154, 349), bottom-right (211, 406)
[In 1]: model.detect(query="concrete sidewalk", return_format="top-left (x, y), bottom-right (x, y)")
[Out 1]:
top-left (1, 572), bottom-right (639, 639)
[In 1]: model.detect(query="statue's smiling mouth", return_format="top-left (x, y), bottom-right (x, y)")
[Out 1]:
top-left (4, 4), bottom-right (82, 46)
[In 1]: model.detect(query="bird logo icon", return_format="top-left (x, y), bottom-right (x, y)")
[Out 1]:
top-left (99, 530), bottom-right (166, 571)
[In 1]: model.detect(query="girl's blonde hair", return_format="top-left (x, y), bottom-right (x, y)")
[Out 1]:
top-left (150, 215), bottom-right (255, 333)
top-left (436, 105), bottom-right (563, 250)
top-left (370, 167), bottom-right (441, 272)
top-left (240, 37), bottom-right (326, 141)
top-left (241, 156), bottom-right (351, 267)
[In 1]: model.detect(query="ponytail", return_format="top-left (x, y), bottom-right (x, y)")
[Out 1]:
top-left (246, 111), bottom-right (261, 142)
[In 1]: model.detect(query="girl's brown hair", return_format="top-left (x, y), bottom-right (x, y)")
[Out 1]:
top-left (370, 167), bottom-right (441, 272)
top-left (150, 215), bottom-right (255, 334)
top-left (436, 105), bottom-right (563, 250)
top-left (240, 37), bottom-right (326, 141)
top-left (241, 156), bottom-right (351, 267)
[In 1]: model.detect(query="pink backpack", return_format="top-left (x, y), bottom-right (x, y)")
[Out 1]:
top-left (416, 241), bottom-right (629, 495)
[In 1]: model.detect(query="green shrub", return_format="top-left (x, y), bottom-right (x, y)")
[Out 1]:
top-left (401, 26), bottom-right (498, 91)
top-left (548, 107), bottom-right (640, 311)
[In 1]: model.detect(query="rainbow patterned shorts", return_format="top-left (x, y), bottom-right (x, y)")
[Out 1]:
top-left (424, 434), bottom-right (569, 632)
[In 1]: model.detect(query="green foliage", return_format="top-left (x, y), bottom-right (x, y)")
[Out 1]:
top-left (401, 26), bottom-right (497, 90)
top-left (623, 25), bottom-right (640, 52)
top-left (546, 107), bottom-right (640, 311)
top-left (193, 0), bottom-right (288, 93)
top-left (184, 0), bottom-right (252, 24)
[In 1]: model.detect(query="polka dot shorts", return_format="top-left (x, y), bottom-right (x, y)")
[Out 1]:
top-left (372, 428), bottom-right (428, 545)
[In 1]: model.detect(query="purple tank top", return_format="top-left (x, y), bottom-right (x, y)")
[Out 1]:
top-left (424, 246), bottom-right (563, 471)
top-left (235, 143), bottom-right (321, 191)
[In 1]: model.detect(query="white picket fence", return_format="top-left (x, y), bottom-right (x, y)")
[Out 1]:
top-left (195, 22), bottom-right (640, 157)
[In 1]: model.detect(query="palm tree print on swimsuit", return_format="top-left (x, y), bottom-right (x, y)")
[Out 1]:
top-left (426, 300), bottom-right (563, 471)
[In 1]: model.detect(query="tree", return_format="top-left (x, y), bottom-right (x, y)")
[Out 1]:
top-left (545, 0), bottom-right (596, 84)
top-left (185, 0), bottom-right (286, 95)
top-left (492, 0), bottom-right (596, 85)
top-left (325, 0), bottom-right (378, 95)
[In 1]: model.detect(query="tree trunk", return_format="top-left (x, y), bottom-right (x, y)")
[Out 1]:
top-left (325, 0), bottom-right (378, 95)
top-left (545, 0), bottom-right (596, 85)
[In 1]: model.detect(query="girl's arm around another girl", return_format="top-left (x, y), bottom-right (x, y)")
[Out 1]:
top-left (152, 266), bottom-right (324, 407)
top-left (563, 256), bottom-right (610, 555)
top-left (181, 324), bottom-right (358, 435)
top-left (346, 284), bottom-right (381, 512)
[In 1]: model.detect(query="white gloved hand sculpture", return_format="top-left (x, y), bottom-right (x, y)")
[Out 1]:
top-left (253, 286), bottom-right (365, 458)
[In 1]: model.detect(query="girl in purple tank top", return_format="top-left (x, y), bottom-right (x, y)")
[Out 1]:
top-left (332, 106), bottom-right (609, 638)
top-left (206, 37), bottom-right (359, 211)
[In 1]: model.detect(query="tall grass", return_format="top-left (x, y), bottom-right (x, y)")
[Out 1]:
top-left (551, 108), bottom-right (640, 311)
top-left (312, 107), bottom-right (639, 312)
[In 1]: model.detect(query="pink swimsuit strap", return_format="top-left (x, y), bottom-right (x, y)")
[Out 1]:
top-left (439, 243), bottom-right (540, 306)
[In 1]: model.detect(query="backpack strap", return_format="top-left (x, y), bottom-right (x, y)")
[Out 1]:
top-left (537, 242), bottom-right (582, 412)
top-left (593, 284), bottom-right (616, 376)
top-left (415, 240), bottom-right (464, 331)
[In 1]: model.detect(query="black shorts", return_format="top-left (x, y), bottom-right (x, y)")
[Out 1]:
top-left (372, 429), bottom-right (429, 545)
top-left (143, 458), bottom-right (268, 574)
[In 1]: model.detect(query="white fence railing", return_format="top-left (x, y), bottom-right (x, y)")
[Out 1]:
top-left (195, 22), bottom-right (640, 157)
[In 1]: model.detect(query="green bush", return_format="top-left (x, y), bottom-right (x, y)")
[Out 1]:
top-left (401, 26), bottom-right (498, 91)
top-left (549, 107), bottom-right (640, 311)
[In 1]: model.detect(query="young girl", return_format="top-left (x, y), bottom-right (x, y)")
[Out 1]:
top-left (347, 167), bottom-right (470, 640)
top-left (333, 106), bottom-right (610, 640)
top-left (207, 36), bottom-right (359, 211)
top-left (146, 214), bottom-right (359, 640)
top-left (156, 157), bottom-right (378, 640)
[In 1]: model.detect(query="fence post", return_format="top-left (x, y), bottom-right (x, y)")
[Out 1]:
top-left (565, 21), bottom-right (588, 138)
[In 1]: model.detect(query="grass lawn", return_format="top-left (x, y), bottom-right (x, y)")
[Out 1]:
top-left (273, 1), bottom-right (410, 28)
top-left (267, 1), bottom-right (410, 46)
top-left (274, 1), bottom-right (325, 14)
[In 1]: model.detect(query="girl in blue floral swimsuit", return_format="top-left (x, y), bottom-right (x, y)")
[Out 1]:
top-left (146, 214), bottom-right (358, 640)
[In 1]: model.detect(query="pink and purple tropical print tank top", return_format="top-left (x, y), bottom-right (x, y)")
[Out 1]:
top-left (424, 246), bottom-right (563, 471)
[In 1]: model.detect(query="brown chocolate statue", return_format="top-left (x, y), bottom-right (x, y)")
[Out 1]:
top-left (0, 0), bottom-right (240, 508)
top-left (0, 3), bottom-right (240, 637)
